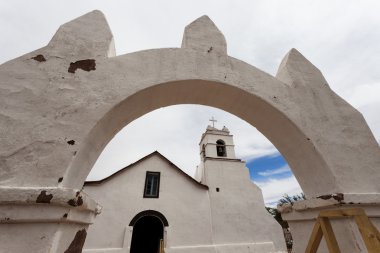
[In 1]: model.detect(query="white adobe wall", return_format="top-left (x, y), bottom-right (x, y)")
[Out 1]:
top-left (203, 159), bottom-right (286, 252)
top-left (83, 153), bottom-right (285, 253)
top-left (83, 154), bottom-right (213, 252)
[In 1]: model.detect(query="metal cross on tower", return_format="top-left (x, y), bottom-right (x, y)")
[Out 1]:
top-left (209, 117), bottom-right (217, 128)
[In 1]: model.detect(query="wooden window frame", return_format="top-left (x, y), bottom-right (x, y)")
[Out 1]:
top-left (143, 171), bottom-right (161, 198)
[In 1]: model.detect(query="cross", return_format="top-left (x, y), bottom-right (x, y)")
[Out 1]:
top-left (209, 117), bottom-right (217, 128)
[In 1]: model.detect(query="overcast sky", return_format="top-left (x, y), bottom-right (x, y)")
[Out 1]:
top-left (1, 1), bottom-right (379, 205)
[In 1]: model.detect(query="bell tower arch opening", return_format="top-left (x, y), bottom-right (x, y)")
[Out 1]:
top-left (216, 139), bottom-right (226, 157)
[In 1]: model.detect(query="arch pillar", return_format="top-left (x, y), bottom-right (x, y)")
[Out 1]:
top-left (0, 10), bottom-right (379, 253)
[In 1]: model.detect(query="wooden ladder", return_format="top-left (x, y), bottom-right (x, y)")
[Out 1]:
top-left (305, 208), bottom-right (380, 253)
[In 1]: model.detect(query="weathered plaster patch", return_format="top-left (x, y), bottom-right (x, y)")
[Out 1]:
top-left (67, 199), bottom-right (77, 206)
top-left (67, 196), bottom-right (83, 207)
top-left (36, 190), bottom-right (53, 203)
top-left (67, 140), bottom-right (75, 145)
top-left (64, 229), bottom-right (87, 253)
top-left (317, 193), bottom-right (344, 202)
top-left (31, 54), bottom-right (46, 62)
top-left (77, 196), bottom-right (83, 206)
top-left (68, 59), bottom-right (96, 73)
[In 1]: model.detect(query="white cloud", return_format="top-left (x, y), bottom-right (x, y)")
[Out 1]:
top-left (255, 175), bottom-right (303, 206)
top-left (258, 165), bottom-right (291, 177)
top-left (346, 82), bottom-right (380, 109)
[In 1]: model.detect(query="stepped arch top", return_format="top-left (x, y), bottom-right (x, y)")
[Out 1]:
top-left (0, 10), bottom-right (379, 201)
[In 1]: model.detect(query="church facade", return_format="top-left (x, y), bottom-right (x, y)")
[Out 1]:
top-left (83, 126), bottom-right (285, 253)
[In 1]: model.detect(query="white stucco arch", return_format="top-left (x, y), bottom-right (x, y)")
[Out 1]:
top-left (1, 10), bottom-right (379, 253)
top-left (63, 78), bottom-right (335, 197)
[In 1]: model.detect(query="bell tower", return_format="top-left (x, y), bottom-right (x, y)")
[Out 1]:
top-left (199, 125), bottom-right (237, 161)
top-left (195, 121), bottom-right (240, 183)
top-left (194, 123), bottom-right (283, 247)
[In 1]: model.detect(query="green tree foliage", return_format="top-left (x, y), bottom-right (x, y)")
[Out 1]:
top-left (265, 193), bottom-right (306, 228)
top-left (265, 207), bottom-right (289, 228)
top-left (278, 193), bottom-right (306, 206)
top-left (265, 193), bottom-right (306, 251)
top-left (265, 207), bottom-right (292, 250)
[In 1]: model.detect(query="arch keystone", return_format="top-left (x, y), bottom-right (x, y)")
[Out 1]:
top-left (181, 15), bottom-right (227, 55)
top-left (276, 48), bottom-right (328, 88)
top-left (47, 10), bottom-right (115, 58)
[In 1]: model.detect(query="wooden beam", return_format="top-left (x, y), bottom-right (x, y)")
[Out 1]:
top-left (319, 208), bottom-right (365, 218)
top-left (305, 220), bottom-right (323, 253)
top-left (304, 208), bottom-right (380, 253)
top-left (354, 215), bottom-right (380, 253)
top-left (319, 217), bottom-right (341, 253)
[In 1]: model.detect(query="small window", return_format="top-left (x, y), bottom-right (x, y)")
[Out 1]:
top-left (216, 140), bottom-right (227, 157)
top-left (144, 171), bottom-right (160, 198)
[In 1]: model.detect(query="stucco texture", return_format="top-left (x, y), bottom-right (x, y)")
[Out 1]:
top-left (1, 10), bottom-right (379, 253)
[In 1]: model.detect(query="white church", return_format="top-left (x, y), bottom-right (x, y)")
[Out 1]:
top-left (82, 125), bottom-right (286, 253)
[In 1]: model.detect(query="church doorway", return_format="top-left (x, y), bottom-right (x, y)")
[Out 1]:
top-left (130, 211), bottom-right (168, 253)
